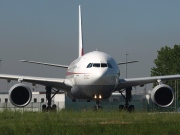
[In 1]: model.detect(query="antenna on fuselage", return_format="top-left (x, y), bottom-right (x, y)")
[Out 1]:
top-left (79, 5), bottom-right (84, 57)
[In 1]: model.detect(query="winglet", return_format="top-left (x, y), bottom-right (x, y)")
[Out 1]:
top-left (79, 5), bottom-right (84, 57)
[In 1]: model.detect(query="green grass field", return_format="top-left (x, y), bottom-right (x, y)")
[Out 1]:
top-left (0, 109), bottom-right (180, 135)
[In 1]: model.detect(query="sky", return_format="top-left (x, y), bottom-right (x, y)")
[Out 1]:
top-left (0, 0), bottom-right (180, 92)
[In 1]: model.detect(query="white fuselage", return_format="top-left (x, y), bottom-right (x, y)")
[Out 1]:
top-left (66, 51), bottom-right (120, 99)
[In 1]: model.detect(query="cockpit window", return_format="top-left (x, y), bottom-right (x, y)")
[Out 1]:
top-left (93, 63), bottom-right (100, 67)
top-left (87, 63), bottom-right (93, 68)
top-left (108, 63), bottom-right (113, 68)
top-left (101, 63), bottom-right (107, 67)
top-left (86, 63), bottom-right (113, 68)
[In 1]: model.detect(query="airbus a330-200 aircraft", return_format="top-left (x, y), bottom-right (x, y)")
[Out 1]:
top-left (0, 5), bottom-right (180, 111)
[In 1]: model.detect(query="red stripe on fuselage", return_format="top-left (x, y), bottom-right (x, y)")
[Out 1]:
top-left (81, 49), bottom-right (84, 56)
top-left (66, 72), bottom-right (87, 76)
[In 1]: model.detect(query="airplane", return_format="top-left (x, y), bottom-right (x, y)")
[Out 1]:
top-left (0, 5), bottom-right (179, 111)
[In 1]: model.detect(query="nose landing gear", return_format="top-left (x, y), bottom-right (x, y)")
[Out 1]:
top-left (93, 95), bottom-right (103, 110)
top-left (94, 100), bottom-right (103, 110)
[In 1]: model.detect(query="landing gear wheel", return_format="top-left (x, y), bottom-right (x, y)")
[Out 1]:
top-left (99, 105), bottom-right (103, 109)
top-left (42, 104), bottom-right (47, 112)
top-left (94, 105), bottom-right (103, 111)
top-left (128, 105), bottom-right (134, 112)
top-left (93, 100), bottom-right (103, 111)
top-left (119, 105), bottom-right (134, 112)
top-left (119, 105), bottom-right (124, 111)
top-left (52, 104), bottom-right (57, 111)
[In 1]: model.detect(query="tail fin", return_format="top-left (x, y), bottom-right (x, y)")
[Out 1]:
top-left (79, 5), bottom-right (84, 57)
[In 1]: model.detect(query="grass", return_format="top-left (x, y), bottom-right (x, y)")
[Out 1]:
top-left (0, 109), bottom-right (180, 135)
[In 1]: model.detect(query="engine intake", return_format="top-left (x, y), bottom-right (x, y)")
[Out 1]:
top-left (151, 84), bottom-right (174, 107)
top-left (9, 83), bottom-right (32, 107)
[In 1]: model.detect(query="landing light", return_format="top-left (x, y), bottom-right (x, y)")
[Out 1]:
top-left (93, 95), bottom-right (102, 99)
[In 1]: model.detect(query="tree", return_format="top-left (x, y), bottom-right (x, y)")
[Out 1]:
top-left (151, 45), bottom-right (180, 99)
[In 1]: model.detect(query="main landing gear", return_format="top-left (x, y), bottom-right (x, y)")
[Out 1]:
top-left (119, 87), bottom-right (135, 112)
top-left (42, 86), bottom-right (59, 111)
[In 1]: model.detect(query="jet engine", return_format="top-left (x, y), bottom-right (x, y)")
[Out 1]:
top-left (9, 83), bottom-right (32, 107)
top-left (151, 84), bottom-right (174, 107)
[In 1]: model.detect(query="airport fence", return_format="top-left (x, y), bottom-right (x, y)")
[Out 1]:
top-left (0, 100), bottom-right (178, 112)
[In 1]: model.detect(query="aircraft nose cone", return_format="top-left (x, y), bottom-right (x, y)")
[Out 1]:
top-left (93, 69), bottom-right (109, 84)
top-left (93, 68), bottom-right (119, 86)
top-left (95, 68), bottom-right (108, 77)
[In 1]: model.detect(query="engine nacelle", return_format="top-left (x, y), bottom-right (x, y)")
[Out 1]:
top-left (151, 84), bottom-right (174, 107)
top-left (9, 83), bottom-right (32, 107)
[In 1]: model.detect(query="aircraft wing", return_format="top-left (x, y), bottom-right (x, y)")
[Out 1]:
top-left (20, 60), bottom-right (68, 68)
top-left (118, 60), bottom-right (138, 65)
top-left (115, 75), bottom-right (180, 90)
top-left (0, 74), bottom-right (71, 91)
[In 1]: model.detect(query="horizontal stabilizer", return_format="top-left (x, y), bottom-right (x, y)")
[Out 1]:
top-left (20, 60), bottom-right (68, 68)
top-left (118, 60), bottom-right (138, 65)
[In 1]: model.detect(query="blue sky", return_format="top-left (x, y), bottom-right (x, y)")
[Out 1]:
top-left (0, 1), bottom-right (180, 91)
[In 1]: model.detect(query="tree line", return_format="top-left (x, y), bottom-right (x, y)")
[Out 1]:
top-left (151, 45), bottom-right (180, 99)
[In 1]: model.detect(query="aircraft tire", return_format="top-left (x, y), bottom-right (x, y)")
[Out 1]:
top-left (119, 105), bottom-right (124, 110)
top-left (52, 104), bottom-right (57, 111)
top-left (42, 104), bottom-right (47, 112)
top-left (128, 105), bottom-right (135, 112)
